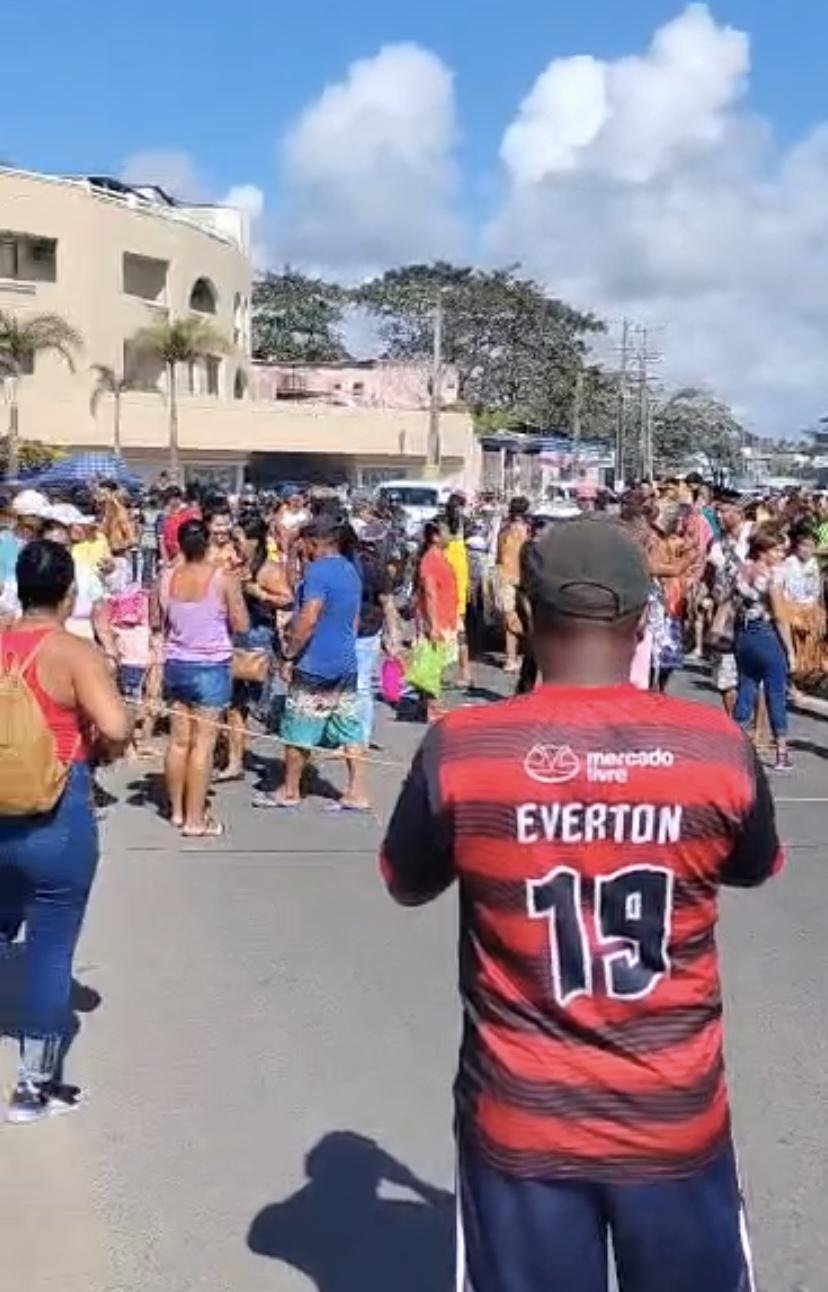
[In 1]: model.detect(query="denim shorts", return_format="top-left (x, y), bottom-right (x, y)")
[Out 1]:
top-left (118, 664), bottom-right (147, 704)
top-left (164, 659), bottom-right (232, 711)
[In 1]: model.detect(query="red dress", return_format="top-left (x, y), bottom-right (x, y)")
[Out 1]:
top-left (417, 548), bottom-right (458, 634)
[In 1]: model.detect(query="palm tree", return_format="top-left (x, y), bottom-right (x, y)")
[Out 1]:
top-left (132, 318), bottom-right (229, 481)
top-left (90, 364), bottom-right (132, 455)
top-left (0, 311), bottom-right (82, 478)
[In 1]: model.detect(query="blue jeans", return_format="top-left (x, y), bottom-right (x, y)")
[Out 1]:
top-left (0, 763), bottom-right (99, 1081)
top-left (733, 622), bottom-right (789, 737)
top-left (458, 1139), bottom-right (753, 1292)
top-left (355, 633), bottom-right (382, 746)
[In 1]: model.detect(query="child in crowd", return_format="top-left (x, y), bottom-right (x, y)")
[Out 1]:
top-left (107, 559), bottom-right (158, 757)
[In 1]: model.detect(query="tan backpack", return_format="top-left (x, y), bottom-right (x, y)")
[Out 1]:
top-left (0, 634), bottom-right (72, 815)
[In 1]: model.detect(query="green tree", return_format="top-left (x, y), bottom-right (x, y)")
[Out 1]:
top-left (653, 387), bottom-right (745, 481)
top-left (133, 318), bottom-right (229, 481)
top-left (252, 269), bottom-right (349, 363)
top-left (90, 363), bottom-right (136, 455)
top-left (0, 311), bottom-right (82, 478)
top-left (0, 438), bottom-right (63, 476)
top-left (355, 262), bottom-right (604, 428)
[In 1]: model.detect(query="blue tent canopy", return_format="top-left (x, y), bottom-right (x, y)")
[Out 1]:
top-left (17, 452), bottom-right (142, 492)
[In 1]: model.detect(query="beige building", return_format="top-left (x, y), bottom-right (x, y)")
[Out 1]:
top-left (0, 168), bottom-right (478, 491)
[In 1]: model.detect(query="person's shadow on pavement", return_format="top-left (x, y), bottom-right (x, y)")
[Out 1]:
top-left (247, 1131), bottom-right (454, 1292)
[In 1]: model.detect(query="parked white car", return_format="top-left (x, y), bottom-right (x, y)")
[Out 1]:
top-left (374, 479), bottom-right (450, 535)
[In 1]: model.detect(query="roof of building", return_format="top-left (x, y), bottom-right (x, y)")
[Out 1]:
top-left (0, 166), bottom-right (244, 251)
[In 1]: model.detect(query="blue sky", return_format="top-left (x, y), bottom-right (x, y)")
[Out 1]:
top-left (3, 0), bottom-right (825, 202)
top-left (4, 1), bottom-right (828, 433)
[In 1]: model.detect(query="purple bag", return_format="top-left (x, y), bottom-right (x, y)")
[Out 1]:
top-left (380, 656), bottom-right (405, 705)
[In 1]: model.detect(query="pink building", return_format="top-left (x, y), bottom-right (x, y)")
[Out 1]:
top-left (250, 359), bottom-right (460, 410)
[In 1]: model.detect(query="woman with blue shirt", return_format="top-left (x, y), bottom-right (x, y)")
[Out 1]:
top-left (254, 514), bottom-right (367, 811)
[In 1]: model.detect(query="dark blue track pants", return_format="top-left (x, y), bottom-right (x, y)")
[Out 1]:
top-left (457, 1141), bottom-right (754, 1292)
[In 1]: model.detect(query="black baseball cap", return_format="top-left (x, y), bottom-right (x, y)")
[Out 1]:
top-left (522, 517), bottom-right (649, 622)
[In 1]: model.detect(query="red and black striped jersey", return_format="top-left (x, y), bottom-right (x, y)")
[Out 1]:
top-left (381, 683), bottom-right (783, 1183)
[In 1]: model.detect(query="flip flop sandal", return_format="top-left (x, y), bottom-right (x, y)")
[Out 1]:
top-left (182, 816), bottom-right (225, 838)
top-left (324, 801), bottom-right (372, 814)
top-left (252, 793), bottom-right (301, 810)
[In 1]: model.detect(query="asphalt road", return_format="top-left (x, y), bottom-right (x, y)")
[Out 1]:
top-left (1, 663), bottom-right (827, 1292)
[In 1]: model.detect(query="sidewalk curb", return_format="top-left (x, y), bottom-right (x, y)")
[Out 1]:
top-left (791, 694), bottom-right (828, 721)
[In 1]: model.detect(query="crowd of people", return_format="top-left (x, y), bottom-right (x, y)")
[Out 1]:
top-left (0, 471), bottom-right (825, 831)
top-left (0, 464), bottom-right (819, 1158)
top-left (616, 477), bottom-right (828, 771)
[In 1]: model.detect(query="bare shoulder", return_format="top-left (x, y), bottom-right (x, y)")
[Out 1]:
top-left (257, 560), bottom-right (284, 588)
top-left (42, 630), bottom-right (104, 670)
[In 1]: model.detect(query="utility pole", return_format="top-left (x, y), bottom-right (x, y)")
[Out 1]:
top-left (628, 324), bottom-right (662, 480)
top-left (425, 290), bottom-right (444, 474)
top-left (615, 319), bottom-right (630, 488)
top-left (638, 327), bottom-right (651, 480)
top-left (571, 364), bottom-right (584, 458)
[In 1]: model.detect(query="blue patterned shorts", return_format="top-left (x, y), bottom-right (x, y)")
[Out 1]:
top-left (280, 671), bottom-right (361, 750)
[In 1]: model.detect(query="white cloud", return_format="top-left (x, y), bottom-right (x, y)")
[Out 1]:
top-left (501, 5), bottom-right (749, 187)
top-left (121, 149), bottom-right (206, 200)
top-left (115, 12), bottom-right (828, 435)
top-left (120, 152), bottom-right (268, 264)
top-left (222, 183), bottom-right (268, 267)
top-left (501, 56), bottom-right (609, 182)
top-left (223, 183), bottom-right (265, 224)
top-left (274, 43), bottom-right (465, 277)
top-left (489, 2), bottom-right (828, 435)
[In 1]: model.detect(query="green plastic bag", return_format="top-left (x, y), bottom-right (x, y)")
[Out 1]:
top-left (405, 639), bottom-right (449, 698)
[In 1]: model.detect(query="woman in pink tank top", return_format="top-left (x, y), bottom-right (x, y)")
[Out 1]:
top-left (155, 519), bottom-right (248, 837)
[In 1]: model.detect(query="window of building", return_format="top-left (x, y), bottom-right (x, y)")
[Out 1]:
top-left (123, 253), bottom-right (168, 304)
top-left (0, 232), bottom-right (57, 283)
top-left (18, 352), bottom-right (34, 376)
top-left (189, 277), bottom-right (218, 314)
top-left (233, 368), bottom-right (246, 400)
top-left (352, 381), bottom-right (365, 396)
top-left (123, 338), bottom-right (163, 391)
top-left (205, 356), bottom-right (221, 396)
top-left (233, 292), bottom-right (242, 345)
top-left (187, 360), bottom-right (197, 395)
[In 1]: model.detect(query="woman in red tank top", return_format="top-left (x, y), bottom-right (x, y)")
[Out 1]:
top-left (0, 539), bottom-right (130, 1124)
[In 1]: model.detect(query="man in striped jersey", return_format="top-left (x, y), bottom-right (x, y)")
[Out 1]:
top-left (381, 516), bottom-right (782, 1292)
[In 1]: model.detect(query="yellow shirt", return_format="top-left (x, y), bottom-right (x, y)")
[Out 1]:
top-left (72, 534), bottom-right (111, 568)
top-left (444, 535), bottom-right (469, 612)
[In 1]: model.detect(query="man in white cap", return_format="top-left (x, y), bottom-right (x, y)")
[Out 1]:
top-left (0, 491), bottom-right (51, 620)
top-left (42, 504), bottom-right (114, 647)
top-left (10, 489), bottom-right (50, 538)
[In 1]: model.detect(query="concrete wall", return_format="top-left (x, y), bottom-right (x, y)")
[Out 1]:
top-left (251, 359), bottom-right (461, 409)
top-left (10, 386), bottom-right (480, 489)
